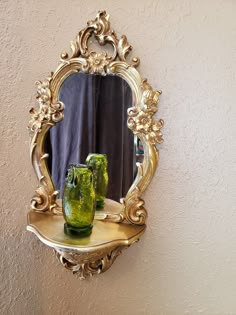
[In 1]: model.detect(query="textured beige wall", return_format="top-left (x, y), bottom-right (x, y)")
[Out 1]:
top-left (1, 1), bottom-right (236, 314)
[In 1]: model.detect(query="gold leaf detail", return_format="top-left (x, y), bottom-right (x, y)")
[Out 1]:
top-left (55, 246), bottom-right (129, 279)
top-left (123, 188), bottom-right (147, 225)
top-left (60, 11), bottom-right (138, 66)
top-left (87, 52), bottom-right (110, 75)
top-left (28, 78), bottom-right (64, 133)
top-left (127, 82), bottom-right (164, 145)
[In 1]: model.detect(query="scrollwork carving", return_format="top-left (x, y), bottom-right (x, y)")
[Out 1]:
top-left (31, 185), bottom-right (59, 213)
top-left (60, 11), bottom-right (139, 67)
top-left (123, 188), bottom-right (147, 225)
top-left (123, 80), bottom-right (163, 224)
top-left (55, 245), bottom-right (128, 279)
top-left (117, 35), bottom-right (140, 67)
top-left (29, 77), bottom-right (64, 213)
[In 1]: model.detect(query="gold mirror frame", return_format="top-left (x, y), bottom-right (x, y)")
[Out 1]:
top-left (27, 11), bottom-right (163, 278)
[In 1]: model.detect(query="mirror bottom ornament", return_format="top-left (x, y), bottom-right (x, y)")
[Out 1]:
top-left (54, 245), bottom-right (131, 280)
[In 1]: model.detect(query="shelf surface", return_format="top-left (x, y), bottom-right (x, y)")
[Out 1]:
top-left (27, 199), bottom-right (146, 252)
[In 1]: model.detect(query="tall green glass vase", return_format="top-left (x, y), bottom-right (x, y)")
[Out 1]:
top-left (62, 164), bottom-right (95, 237)
top-left (86, 154), bottom-right (108, 210)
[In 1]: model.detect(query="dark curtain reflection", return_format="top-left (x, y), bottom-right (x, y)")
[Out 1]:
top-left (46, 73), bottom-right (134, 202)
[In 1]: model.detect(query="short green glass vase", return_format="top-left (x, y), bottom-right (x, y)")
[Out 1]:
top-left (62, 164), bottom-right (95, 237)
top-left (86, 153), bottom-right (108, 209)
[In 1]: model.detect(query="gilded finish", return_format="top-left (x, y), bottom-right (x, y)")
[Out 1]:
top-left (27, 11), bottom-right (163, 277)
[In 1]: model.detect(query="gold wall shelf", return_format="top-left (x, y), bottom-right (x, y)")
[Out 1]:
top-left (27, 199), bottom-right (145, 279)
top-left (27, 211), bottom-right (145, 279)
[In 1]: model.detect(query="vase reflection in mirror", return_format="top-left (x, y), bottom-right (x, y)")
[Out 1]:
top-left (86, 153), bottom-right (108, 210)
top-left (63, 164), bottom-right (95, 237)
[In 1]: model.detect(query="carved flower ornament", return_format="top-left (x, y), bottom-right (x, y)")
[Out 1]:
top-left (28, 79), bottom-right (64, 133)
top-left (128, 109), bottom-right (163, 144)
top-left (135, 113), bottom-right (152, 132)
top-left (87, 52), bottom-right (110, 74)
top-left (127, 85), bottom-right (164, 145)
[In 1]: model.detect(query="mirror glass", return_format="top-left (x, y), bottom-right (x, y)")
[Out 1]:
top-left (45, 72), bottom-right (144, 204)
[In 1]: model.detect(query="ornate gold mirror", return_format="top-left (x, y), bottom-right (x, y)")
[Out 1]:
top-left (27, 11), bottom-right (163, 279)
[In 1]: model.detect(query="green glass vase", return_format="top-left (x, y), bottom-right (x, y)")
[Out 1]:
top-left (62, 164), bottom-right (95, 237)
top-left (86, 153), bottom-right (108, 209)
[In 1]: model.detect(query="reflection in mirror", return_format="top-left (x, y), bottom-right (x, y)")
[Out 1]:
top-left (46, 72), bottom-right (140, 204)
top-left (135, 136), bottom-right (144, 164)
